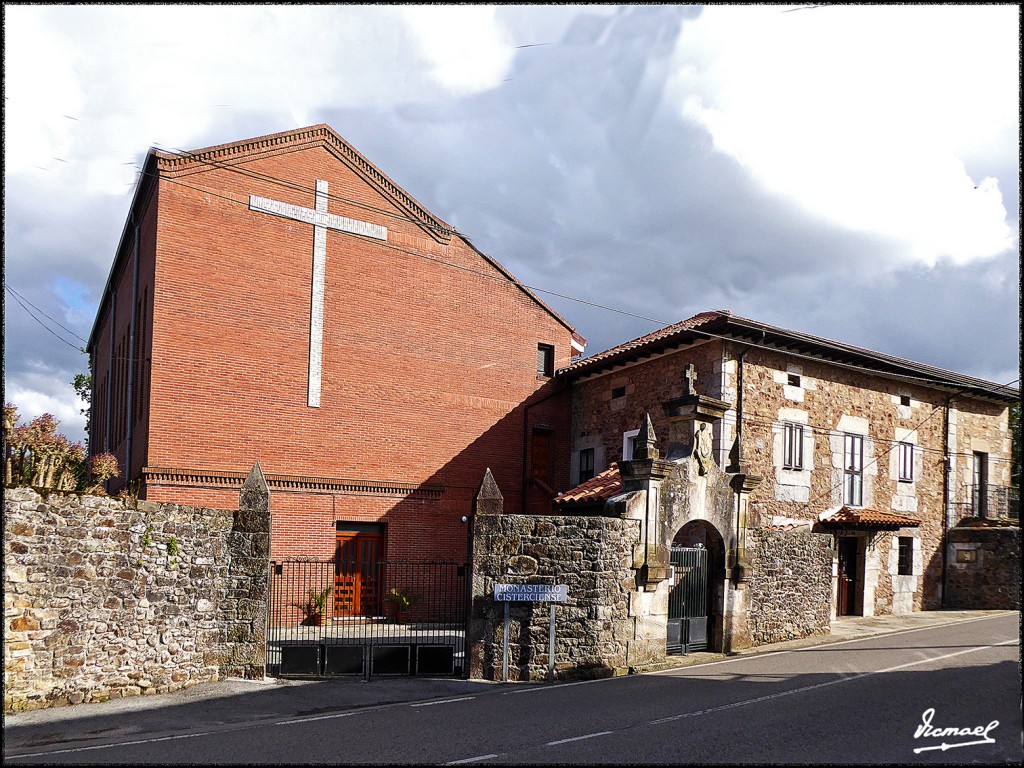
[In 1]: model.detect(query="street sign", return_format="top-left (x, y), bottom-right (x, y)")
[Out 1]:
top-left (494, 583), bottom-right (568, 602)
top-left (494, 583), bottom-right (569, 684)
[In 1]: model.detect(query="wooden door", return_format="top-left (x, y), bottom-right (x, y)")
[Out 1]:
top-left (837, 537), bottom-right (858, 616)
top-left (334, 533), bottom-right (384, 617)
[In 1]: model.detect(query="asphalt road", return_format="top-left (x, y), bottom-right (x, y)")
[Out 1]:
top-left (5, 613), bottom-right (1021, 764)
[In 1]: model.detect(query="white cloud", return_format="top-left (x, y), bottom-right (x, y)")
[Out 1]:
top-left (6, 383), bottom-right (87, 444)
top-left (3, 5), bottom-right (518, 197)
top-left (672, 4), bottom-right (1017, 266)
top-left (404, 5), bottom-right (515, 94)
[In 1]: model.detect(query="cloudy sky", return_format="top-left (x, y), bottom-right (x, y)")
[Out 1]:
top-left (4, 4), bottom-right (1020, 442)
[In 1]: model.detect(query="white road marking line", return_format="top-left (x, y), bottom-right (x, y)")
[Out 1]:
top-left (546, 731), bottom-right (614, 746)
top-left (444, 754), bottom-right (500, 764)
top-left (507, 615), bottom-right (1015, 691)
top-left (411, 696), bottom-right (476, 707)
top-left (649, 615), bottom-right (1012, 675)
top-left (277, 712), bottom-right (357, 724)
top-left (6, 731), bottom-right (214, 759)
top-left (646, 638), bottom-right (1018, 726)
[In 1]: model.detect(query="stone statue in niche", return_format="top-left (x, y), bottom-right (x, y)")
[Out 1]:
top-left (694, 421), bottom-right (713, 475)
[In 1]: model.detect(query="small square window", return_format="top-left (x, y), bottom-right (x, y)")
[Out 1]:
top-left (900, 395), bottom-right (911, 407)
top-left (897, 537), bottom-right (914, 576)
top-left (536, 344), bottom-right (554, 377)
top-left (611, 386), bottom-right (625, 399)
top-left (787, 373), bottom-right (801, 387)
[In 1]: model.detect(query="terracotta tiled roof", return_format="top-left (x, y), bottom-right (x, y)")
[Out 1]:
top-left (554, 463), bottom-right (622, 508)
top-left (818, 506), bottom-right (921, 528)
top-left (558, 311), bottom-right (725, 377)
top-left (557, 309), bottom-right (1016, 403)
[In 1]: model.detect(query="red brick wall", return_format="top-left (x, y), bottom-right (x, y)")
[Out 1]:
top-left (90, 183), bottom-right (158, 490)
top-left (92, 129), bottom-right (576, 563)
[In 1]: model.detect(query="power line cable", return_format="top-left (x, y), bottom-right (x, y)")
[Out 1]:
top-left (5, 283), bottom-right (89, 343)
top-left (5, 284), bottom-right (87, 353)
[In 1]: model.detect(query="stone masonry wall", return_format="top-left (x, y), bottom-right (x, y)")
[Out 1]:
top-left (4, 484), bottom-right (269, 712)
top-left (944, 525), bottom-right (1021, 610)
top-left (746, 528), bottom-right (833, 645)
top-left (468, 514), bottom-right (640, 681)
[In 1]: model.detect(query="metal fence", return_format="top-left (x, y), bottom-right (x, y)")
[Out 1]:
top-left (956, 484), bottom-right (1019, 522)
top-left (267, 558), bottom-right (469, 679)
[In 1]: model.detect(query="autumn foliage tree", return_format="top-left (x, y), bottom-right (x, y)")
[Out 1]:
top-left (3, 403), bottom-right (118, 493)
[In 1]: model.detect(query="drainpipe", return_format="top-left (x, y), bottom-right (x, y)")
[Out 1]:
top-left (124, 218), bottom-right (140, 493)
top-left (104, 294), bottom-right (115, 491)
top-left (520, 379), bottom-right (570, 516)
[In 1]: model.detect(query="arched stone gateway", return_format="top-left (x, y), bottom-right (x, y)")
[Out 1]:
top-left (604, 394), bottom-right (764, 660)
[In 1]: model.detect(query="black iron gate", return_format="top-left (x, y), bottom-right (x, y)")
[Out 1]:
top-left (267, 558), bottom-right (469, 678)
top-left (667, 546), bottom-right (708, 654)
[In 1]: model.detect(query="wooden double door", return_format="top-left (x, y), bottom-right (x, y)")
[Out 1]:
top-left (334, 529), bottom-right (384, 618)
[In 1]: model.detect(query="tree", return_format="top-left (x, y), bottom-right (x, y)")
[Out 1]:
top-left (3, 403), bottom-right (118, 493)
top-left (72, 363), bottom-right (91, 450)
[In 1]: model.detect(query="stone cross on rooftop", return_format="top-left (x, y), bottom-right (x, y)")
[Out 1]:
top-left (683, 363), bottom-right (698, 396)
top-left (249, 181), bottom-right (388, 408)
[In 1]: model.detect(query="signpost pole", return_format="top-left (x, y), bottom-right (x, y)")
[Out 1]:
top-left (548, 603), bottom-right (556, 683)
top-left (502, 601), bottom-right (509, 683)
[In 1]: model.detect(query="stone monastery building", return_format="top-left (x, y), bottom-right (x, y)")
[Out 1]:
top-left (554, 310), bottom-right (1016, 623)
top-left (88, 125), bottom-right (1016, 633)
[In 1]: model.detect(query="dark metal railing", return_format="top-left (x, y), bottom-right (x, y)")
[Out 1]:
top-left (267, 558), bottom-right (469, 678)
top-left (955, 484), bottom-right (1019, 522)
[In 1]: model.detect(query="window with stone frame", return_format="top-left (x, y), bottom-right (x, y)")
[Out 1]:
top-left (578, 447), bottom-right (595, 485)
top-left (843, 433), bottom-right (864, 507)
top-left (972, 451), bottom-right (988, 517)
top-left (897, 441), bottom-right (914, 482)
top-left (783, 422), bottom-right (804, 470)
top-left (897, 537), bottom-right (914, 575)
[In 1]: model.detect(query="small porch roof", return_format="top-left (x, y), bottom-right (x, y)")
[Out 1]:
top-left (817, 506), bottom-right (921, 529)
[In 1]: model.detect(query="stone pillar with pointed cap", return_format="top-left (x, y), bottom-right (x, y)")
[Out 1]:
top-left (617, 413), bottom-right (674, 585)
top-left (475, 468), bottom-right (504, 516)
top-left (229, 462), bottom-right (271, 678)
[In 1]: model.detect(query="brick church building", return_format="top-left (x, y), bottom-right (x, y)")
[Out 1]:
top-left (87, 124), bottom-right (584, 565)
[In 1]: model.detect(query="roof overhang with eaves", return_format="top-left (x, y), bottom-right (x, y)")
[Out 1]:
top-left (558, 310), bottom-right (1018, 405)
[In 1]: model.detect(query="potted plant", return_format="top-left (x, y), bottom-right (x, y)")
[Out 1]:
top-left (386, 587), bottom-right (417, 622)
top-left (299, 586), bottom-right (332, 626)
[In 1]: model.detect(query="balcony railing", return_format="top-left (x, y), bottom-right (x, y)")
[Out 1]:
top-left (955, 484), bottom-right (1019, 522)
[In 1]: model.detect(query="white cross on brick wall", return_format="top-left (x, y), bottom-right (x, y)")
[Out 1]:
top-left (249, 181), bottom-right (388, 407)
